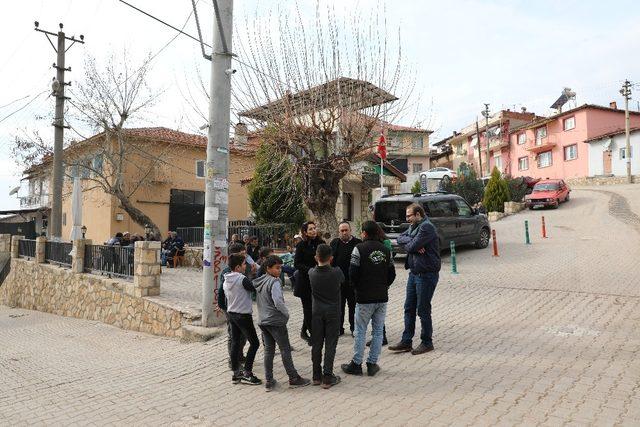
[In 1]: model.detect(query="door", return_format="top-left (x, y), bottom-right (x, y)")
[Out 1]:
top-left (426, 199), bottom-right (457, 246)
top-left (452, 199), bottom-right (477, 243)
top-left (603, 150), bottom-right (612, 175)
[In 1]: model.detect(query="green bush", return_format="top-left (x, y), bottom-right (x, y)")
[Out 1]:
top-left (442, 163), bottom-right (484, 205)
top-left (483, 167), bottom-right (511, 212)
top-left (506, 176), bottom-right (528, 202)
top-left (411, 180), bottom-right (421, 193)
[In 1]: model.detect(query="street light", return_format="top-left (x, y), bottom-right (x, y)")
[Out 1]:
top-left (144, 224), bottom-right (152, 241)
top-left (81, 225), bottom-right (87, 239)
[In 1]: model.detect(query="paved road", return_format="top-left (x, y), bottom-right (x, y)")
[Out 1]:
top-left (1, 187), bottom-right (640, 426)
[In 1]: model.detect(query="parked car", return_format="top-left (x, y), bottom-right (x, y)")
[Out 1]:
top-left (524, 179), bottom-right (570, 209)
top-left (420, 167), bottom-right (457, 181)
top-left (373, 192), bottom-right (491, 254)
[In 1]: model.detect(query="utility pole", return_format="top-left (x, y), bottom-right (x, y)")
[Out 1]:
top-left (34, 22), bottom-right (84, 239)
top-left (620, 80), bottom-right (633, 183)
top-left (475, 118), bottom-right (483, 175)
top-left (202, 0), bottom-right (233, 327)
top-left (482, 103), bottom-right (491, 176)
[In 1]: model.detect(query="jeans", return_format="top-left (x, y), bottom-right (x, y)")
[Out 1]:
top-left (353, 302), bottom-right (387, 365)
top-left (228, 312), bottom-right (260, 373)
top-left (259, 325), bottom-right (298, 382)
top-left (401, 272), bottom-right (439, 346)
top-left (340, 282), bottom-right (356, 333)
top-left (225, 312), bottom-right (246, 363)
top-left (311, 307), bottom-right (340, 379)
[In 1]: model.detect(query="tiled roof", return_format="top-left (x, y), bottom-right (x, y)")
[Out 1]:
top-left (585, 127), bottom-right (640, 143)
top-left (518, 104), bottom-right (640, 131)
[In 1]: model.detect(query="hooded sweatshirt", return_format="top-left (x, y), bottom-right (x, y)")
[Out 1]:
top-left (253, 273), bottom-right (289, 326)
top-left (222, 271), bottom-right (254, 314)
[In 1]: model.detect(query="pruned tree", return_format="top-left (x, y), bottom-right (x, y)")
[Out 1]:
top-left (233, 3), bottom-right (419, 233)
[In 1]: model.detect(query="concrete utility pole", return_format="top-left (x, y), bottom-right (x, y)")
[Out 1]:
top-left (482, 103), bottom-right (491, 176)
top-left (475, 118), bottom-right (483, 175)
top-left (620, 80), bottom-right (633, 183)
top-left (202, 0), bottom-right (233, 327)
top-left (34, 22), bottom-right (84, 239)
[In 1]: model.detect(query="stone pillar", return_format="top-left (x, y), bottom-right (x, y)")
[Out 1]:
top-left (11, 235), bottom-right (24, 259)
top-left (35, 236), bottom-right (47, 264)
top-left (133, 241), bottom-right (161, 297)
top-left (71, 239), bottom-right (91, 273)
top-left (0, 234), bottom-right (11, 253)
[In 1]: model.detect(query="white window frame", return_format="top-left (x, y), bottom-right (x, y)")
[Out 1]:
top-left (493, 154), bottom-right (502, 171)
top-left (196, 160), bottom-right (205, 178)
top-left (412, 163), bottom-right (423, 173)
top-left (564, 144), bottom-right (577, 161)
top-left (517, 133), bottom-right (526, 145)
top-left (518, 156), bottom-right (529, 171)
top-left (537, 151), bottom-right (552, 168)
top-left (411, 137), bottom-right (424, 150)
top-left (535, 127), bottom-right (547, 145)
top-left (563, 116), bottom-right (576, 131)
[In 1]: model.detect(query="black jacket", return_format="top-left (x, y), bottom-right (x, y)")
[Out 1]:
top-left (349, 238), bottom-right (396, 304)
top-left (329, 236), bottom-right (362, 282)
top-left (293, 237), bottom-right (325, 298)
top-left (308, 265), bottom-right (344, 313)
top-left (397, 219), bottom-right (441, 274)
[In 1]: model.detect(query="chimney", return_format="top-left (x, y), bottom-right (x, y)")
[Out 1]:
top-left (610, 101), bottom-right (617, 109)
top-left (521, 107), bottom-right (527, 113)
top-left (234, 122), bottom-right (248, 146)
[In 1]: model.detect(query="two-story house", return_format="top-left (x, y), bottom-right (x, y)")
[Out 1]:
top-left (509, 104), bottom-right (640, 182)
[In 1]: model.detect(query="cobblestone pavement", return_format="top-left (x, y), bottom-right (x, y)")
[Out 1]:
top-left (2, 187), bottom-right (640, 426)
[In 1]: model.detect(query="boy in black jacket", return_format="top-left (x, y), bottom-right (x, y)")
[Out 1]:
top-left (341, 221), bottom-right (395, 377)
top-left (308, 244), bottom-right (344, 389)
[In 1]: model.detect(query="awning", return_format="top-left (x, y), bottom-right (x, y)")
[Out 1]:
top-left (602, 138), bottom-right (613, 151)
top-left (372, 164), bottom-right (397, 177)
top-left (0, 207), bottom-right (48, 215)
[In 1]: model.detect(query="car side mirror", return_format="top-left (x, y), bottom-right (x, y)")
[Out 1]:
top-left (472, 208), bottom-right (479, 215)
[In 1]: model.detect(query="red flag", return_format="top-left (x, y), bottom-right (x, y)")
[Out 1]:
top-left (377, 132), bottom-right (387, 160)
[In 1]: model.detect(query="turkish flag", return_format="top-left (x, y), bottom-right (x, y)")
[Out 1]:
top-left (377, 132), bottom-right (387, 160)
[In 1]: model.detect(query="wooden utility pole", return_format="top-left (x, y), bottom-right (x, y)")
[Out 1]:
top-left (620, 80), bottom-right (633, 183)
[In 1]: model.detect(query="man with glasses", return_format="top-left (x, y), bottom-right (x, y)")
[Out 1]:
top-left (388, 203), bottom-right (441, 355)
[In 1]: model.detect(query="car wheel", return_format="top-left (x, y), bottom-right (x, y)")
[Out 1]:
top-left (475, 227), bottom-right (490, 249)
top-left (553, 199), bottom-right (560, 209)
top-left (529, 206), bottom-right (534, 210)
top-left (565, 193), bottom-right (570, 202)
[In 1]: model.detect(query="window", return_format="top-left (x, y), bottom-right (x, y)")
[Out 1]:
top-left (518, 156), bottom-right (529, 171)
top-left (412, 163), bottom-right (423, 173)
top-left (564, 144), bottom-right (577, 161)
top-left (342, 193), bottom-right (353, 221)
top-left (563, 116), bottom-right (575, 131)
top-left (517, 133), bottom-right (526, 145)
top-left (535, 127), bottom-right (547, 145)
top-left (454, 199), bottom-right (472, 217)
top-left (537, 151), bottom-right (552, 168)
top-left (92, 155), bottom-right (103, 177)
top-left (494, 155), bottom-right (502, 171)
top-left (411, 137), bottom-right (424, 150)
top-left (470, 135), bottom-right (478, 147)
top-left (620, 147), bottom-right (633, 159)
top-left (196, 160), bottom-right (205, 178)
top-left (426, 200), bottom-right (455, 217)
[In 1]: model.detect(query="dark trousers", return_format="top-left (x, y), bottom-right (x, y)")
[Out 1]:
top-left (260, 324), bottom-right (298, 382)
top-left (340, 282), bottom-right (356, 333)
top-left (401, 272), bottom-right (439, 346)
top-left (228, 312), bottom-right (260, 373)
top-left (225, 312), bottom-right (247, 362)
top-left (300, 294), bottom-right (313, 335)
top-left (311, 307), bottom-right (340, 379)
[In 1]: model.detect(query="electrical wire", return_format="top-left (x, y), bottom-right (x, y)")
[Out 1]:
top-left (0, 90), bottom-right (49, 125)
top-left (0, 95), bottom-right (33, 110)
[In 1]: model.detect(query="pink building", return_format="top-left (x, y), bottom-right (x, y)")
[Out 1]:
top-left (508, 104), bottom-right (640, 181)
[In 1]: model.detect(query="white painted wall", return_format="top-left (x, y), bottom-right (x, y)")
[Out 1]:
top-left (588, 132), bottom-right (640, 176)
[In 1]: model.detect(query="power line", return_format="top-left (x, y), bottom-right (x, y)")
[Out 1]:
top-left (0, 94), bottom-right (33, 110)
top-left (0, 91), bottom-right (49, 124)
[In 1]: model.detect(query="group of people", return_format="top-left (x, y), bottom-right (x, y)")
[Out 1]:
top-left (106, 231), bottom-right (147, 247)
top-left (217, 202), bottom-right (441, 392)
top-left (161, 231), bottom-right (185, 267)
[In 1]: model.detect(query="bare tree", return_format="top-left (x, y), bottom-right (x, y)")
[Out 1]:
top-left (234, 2), bottom-right (419, 232)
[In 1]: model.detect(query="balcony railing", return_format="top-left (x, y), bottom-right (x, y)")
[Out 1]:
top-left (45, 241), bottom-right (73, 267)
top-left (19, 194), bottom-right (50, 209)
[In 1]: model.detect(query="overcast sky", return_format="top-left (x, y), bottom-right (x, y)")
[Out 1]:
top-left (1, 0), bottom-right (639, 210)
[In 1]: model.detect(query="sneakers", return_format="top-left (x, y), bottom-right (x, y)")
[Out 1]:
top-left (341, 360), bottom-right (363, 376)
top-left (388, 342), bottom-right (412, 353)
top-left (240, 372), bottom-right (262, 385)
top-left (411, 343), bottom-right (434, 355)
top-left (366, 362), bottom-right (380, 377)
top-left (312, 377), bottom-right (322, 386)
top-left (265, 379), bottom-right (276, 392)
top-left (289, 375), bottom-right (311, 388)
top-left (321, 374), bottom-right (341, 389)
top-left (366, 336), bottom-right (388, 347)
top-left (232, 371), bottom-right (242, 384)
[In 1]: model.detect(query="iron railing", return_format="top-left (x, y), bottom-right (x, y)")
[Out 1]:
top-left (176, 222), bottom-right (298, 249)
top-left (18, 239), bottom-right (36, 259)
top-left (84, 244), bottom-right (134, 279)
top-left (0, 256), bottom-right (10, 286)
top-left (44, 241), bottom-right (73, 267)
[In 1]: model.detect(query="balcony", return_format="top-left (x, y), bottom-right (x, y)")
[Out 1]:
top-left (488, 138), bottom-right (509, 151)
top-left (19, 194), bottom-right (50, 210)
top-left (526, 137), bottom-right (557, 154)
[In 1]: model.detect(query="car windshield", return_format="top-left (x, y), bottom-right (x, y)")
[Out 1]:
top-left (374, 201), bottom-right (411, 224)
top-left (533, 183), bottom-right (559, 191)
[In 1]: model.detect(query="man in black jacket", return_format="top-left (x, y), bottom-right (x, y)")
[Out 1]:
top-left (330, 221), bottom-right (362, 336)
top-left (341, 220), bottom-right (395, 377)
top-left (389, 202), bottom-right (441, 355)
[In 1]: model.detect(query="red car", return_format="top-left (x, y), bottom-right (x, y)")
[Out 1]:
top-left (525, 179), bottom-right (571, 209)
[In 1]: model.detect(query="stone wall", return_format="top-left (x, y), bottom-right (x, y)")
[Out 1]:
top-left (567, 175), bottom-right (640, 186)
top-left (0, 259), bottom-right (185, 338)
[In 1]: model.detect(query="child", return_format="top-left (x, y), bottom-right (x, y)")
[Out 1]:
top-left (254, 255), bottom-right (311, 392)
top-left (308, 244), bottom-right (345, 389)
top-left (223, 253), bottom-right (262, 385)
top-left (256, 247), bottom-right (275, 277)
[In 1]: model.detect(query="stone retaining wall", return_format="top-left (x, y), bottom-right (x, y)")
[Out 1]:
top-left (0, 259), bottom-right (185, 338)
top-left (567, 175), bottom-right (640, 186)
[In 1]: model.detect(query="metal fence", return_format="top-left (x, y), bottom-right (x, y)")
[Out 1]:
top-left (84, 244), bottom-right (134, 279)
top-left (0, 256), bottom-right (10, 286)
top-left (18, 239), bottom-right (36, 259)
top-left (176, 222), bottom-right (298, 249)
top-left (44, 241), bottom-right (73, 267)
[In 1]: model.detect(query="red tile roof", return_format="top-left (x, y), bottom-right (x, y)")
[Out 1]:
top-left (584, 127), bottom-right (640, 143)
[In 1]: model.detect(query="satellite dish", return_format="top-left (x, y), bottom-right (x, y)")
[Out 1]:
top-left (550, 87), bottom-right (576, 112)
top-left (9, 186), bottom-right (20, 196)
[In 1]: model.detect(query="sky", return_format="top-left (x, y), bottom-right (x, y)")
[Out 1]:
top-left (1, 0), bottom-right (639, 210)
